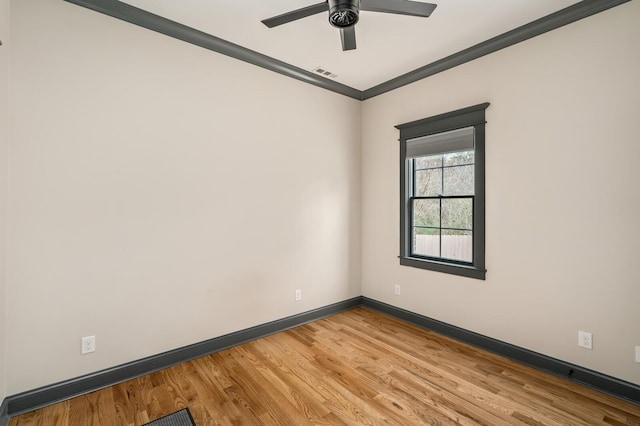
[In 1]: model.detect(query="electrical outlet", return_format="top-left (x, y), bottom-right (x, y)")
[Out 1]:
top-left (394, 285), bottom-right (401, 295)
top-left (578, 331), bottom-right (592, 350)
top-left (635, 346), bottom-right (640, 363)
top-left (295, 289), bottom-right (302, 301)
top-left (82, 335), bottom-right (96, 354)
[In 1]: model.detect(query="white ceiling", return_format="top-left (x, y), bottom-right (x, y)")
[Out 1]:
top-left (121, 0), bottom-right (581, 90)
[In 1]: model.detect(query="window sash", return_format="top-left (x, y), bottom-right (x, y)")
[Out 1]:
top-left (410, 195), bottom-right (474, 264)
top-left (412, 153), bottom-right (475, 198)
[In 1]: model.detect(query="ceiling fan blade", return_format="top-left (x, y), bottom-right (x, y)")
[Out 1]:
top-left (360, 0), bottom-right (437, 17)
top-left (340, 26), bottom-right (356, 51)
top-left (262, 2), bottom-right (329, 28)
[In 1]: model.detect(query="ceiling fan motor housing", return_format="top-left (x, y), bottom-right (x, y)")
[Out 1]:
top-left (328, 0), bottom-right (359, 28)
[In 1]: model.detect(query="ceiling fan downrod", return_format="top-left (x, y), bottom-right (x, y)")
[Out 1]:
top-left (328, 0), bottom-right (359, 28)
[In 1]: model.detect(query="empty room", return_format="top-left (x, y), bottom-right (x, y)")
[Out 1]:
top-left (0, 0), bottom-right (639, 424)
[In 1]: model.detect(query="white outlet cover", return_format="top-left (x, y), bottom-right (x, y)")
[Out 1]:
top-left (82, 335), bottom-right (96, 354)
top-left (636, 346), bottom-right (640, 363)
top-left (578, 331), bottom-right (592, 350)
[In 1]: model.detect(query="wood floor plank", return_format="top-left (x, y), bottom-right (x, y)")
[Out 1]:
top-left (321, 315), bottom-right (528, 423)
top-left (386, 367), bottom-right (511, 426)
top-left (9, 307), bottom-right (640, 425)
top-left (239, 343), bottom-right (333, 424)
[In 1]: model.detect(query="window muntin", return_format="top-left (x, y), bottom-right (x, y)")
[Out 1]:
top-left (396, 103), bottom-right (489, 280)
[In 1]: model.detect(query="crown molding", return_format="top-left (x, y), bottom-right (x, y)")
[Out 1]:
top-left (64, 0), bottom-right (363, 100)
top-left (362, 0), bottom-right (630, 99)
top-left (62, 0), bottom-right (631, 100)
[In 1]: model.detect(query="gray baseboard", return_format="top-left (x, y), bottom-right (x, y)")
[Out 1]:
top-left (0, 398), bottom-right (8, 426)
top-left (5, 295), bottom-right (638, 420)
top-left (5, 297), bottom-right (361, 417)
top-left (360, 297), bottom-right (640, 406)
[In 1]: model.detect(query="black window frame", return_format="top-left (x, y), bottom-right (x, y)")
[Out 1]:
top-left (396, 103), bottom-right (489, 280)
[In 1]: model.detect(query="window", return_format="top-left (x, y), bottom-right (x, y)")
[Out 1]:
top-left (396, 103), bottom-right (489, 279)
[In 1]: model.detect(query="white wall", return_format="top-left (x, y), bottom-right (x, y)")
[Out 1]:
top-left (361, 1), bottom-right (640, 384)
top-left (6, 0), bottom-right (361, 394)
top-left (0, 0), bottom-right (8, 405)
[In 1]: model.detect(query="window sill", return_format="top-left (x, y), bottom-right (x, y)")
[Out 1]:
top-left (400, 256), bottom-right (486, 280)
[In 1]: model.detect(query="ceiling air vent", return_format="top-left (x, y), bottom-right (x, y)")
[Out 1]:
top-left (312, 66), bottom-right (338, 79)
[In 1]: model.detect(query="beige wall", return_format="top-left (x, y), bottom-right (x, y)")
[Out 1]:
top-left (4, 0), bottom-right (639, 399)
top-left (361, 1), bottom-right (640, 384)
top-left (0, 0), bottom-right (8, 404)
top-left (6, 0), bottom-right (361, 394)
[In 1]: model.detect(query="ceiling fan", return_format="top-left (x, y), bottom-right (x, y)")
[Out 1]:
top-left (262, 0), bottom-right (437, 51)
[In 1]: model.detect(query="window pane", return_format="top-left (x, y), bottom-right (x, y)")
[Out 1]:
top-left (415, 169), bottom-right (442, 197)
top-left (413, 199), bottom-right (440, 257)
top-left (415, 155), bottom-right (442, 169)
top-left (441, 230), bottom-right (472, 262)
top-left (444, 150), bottom-right (474, 166)
top-left (413, 199), bottom-right (439, 227)
top-left (441, 198), bottom-right (473, 230)
top-left (443, 165), bottom-right (474, 196)
top-left (413, 227), bottom-right (440, 258)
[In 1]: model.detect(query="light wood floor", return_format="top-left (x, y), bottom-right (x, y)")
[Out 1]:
top-left (9, 307), bottom-right (640, 425)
